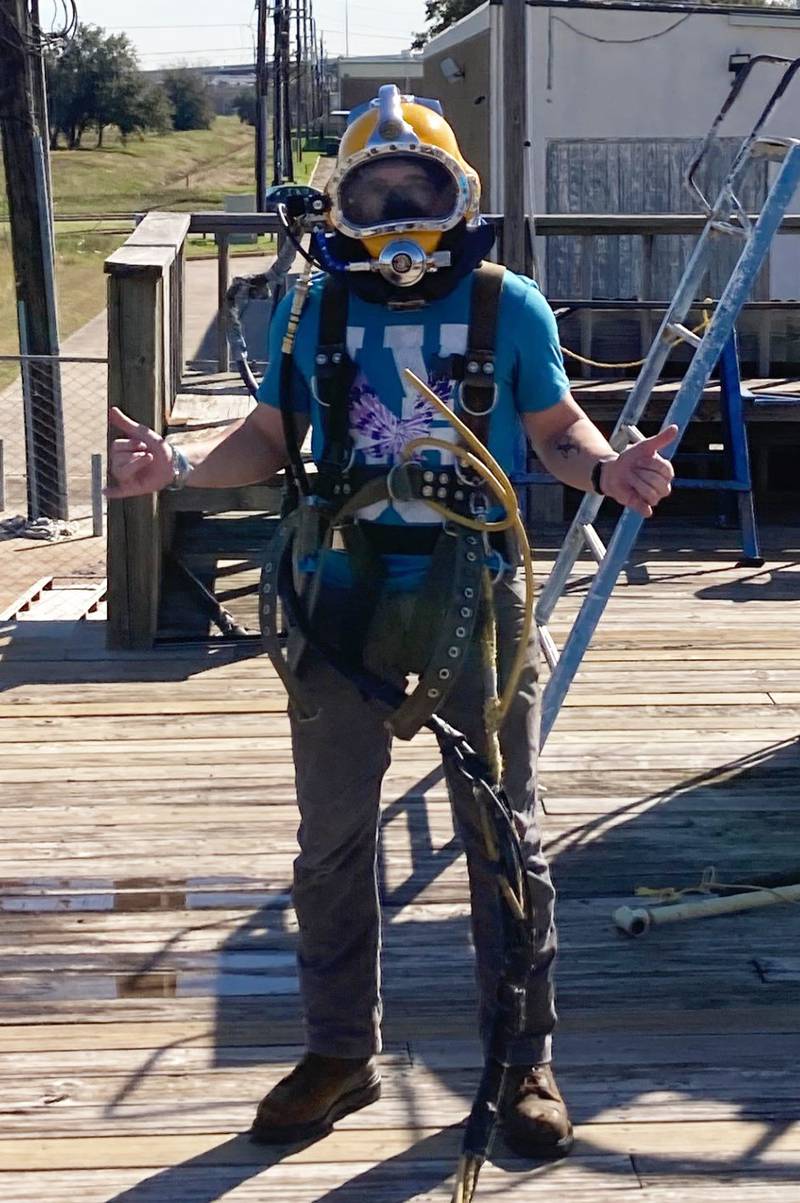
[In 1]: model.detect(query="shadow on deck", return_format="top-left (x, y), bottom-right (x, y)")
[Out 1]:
top-left (0, 526), bottom-right (799, 1200)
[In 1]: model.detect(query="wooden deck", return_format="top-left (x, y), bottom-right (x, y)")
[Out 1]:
top-left (1, 523), bottom-right (799, 1201)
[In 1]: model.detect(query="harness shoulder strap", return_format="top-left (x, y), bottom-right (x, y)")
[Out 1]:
top-left (316, 276), bottom-right (357, 480)
top-left (458, 262), bottom-right (506, 449)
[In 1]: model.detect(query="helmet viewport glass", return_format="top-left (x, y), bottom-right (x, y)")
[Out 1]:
top-left (339, 154), bottom-right (461, 230)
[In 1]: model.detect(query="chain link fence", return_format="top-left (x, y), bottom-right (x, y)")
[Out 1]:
top-left (0, 354), bottom-right (108, 615)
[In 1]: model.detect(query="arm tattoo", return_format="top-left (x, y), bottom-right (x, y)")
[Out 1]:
top-left (555, 436), bottom-right (580, 459)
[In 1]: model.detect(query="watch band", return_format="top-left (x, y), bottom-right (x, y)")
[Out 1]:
top-left (591, 456), bottom-right (616, 496)
top-left (166, 443), bottom-right (193, 492)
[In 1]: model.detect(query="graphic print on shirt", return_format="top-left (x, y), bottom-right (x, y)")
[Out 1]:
top-left (346, 320), bottom-right (469, 523)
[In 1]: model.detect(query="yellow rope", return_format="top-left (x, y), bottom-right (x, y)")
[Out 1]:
top-left (401, 368), bottom-right (535, 727)
top-left (559, 306), bottom-right (712, 371)
top-left (636, 865), bottom-right (800, 907)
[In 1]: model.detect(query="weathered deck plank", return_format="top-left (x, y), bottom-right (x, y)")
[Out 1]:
top-left (0, 527), bottom-right (798, 1201)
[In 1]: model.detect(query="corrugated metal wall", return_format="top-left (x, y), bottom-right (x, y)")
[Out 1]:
top-left (545, 138), bottom-right (769, 301)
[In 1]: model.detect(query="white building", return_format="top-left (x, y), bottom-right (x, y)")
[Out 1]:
top-left (422, 4), bottom-right (800, 303)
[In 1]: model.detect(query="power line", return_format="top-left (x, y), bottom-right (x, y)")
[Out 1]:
top-left (106, 24), bottom-right (254, 31)
top-left (137, 29), bottom-right (414, 58)
top-left (137, 47), bottom-right (257, 57)
top-left (318, 27), bottom-right (413, 39)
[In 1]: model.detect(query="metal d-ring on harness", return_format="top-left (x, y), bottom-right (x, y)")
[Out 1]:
top-left (259, 254), bottom-right (539, 1202)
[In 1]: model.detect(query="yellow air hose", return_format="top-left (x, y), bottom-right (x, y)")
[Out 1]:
top-left (401, 369), bottom-right (535, 727)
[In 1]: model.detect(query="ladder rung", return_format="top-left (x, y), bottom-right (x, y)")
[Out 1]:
top-left (710, 220), bottom-right (749, 238)
top-left (538, 625), bottom-right (560, 670)
top-left (581, 523), bottom-right (607, 564)
top-left (610, 424), bottom-right (646, 453)
top-left (665, 322), bottom-right (703, 349)
top-left (751, 136), bottom-right (800, 162)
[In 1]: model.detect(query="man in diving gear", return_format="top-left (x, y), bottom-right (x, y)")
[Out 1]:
top-left (106, 85), bottom-right (675, 1160)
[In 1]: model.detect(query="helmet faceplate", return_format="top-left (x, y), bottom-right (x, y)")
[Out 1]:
top-left (327, 85), bottom-right (480, 252)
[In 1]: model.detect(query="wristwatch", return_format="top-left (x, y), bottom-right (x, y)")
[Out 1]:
top-left (166, 443), bottom-right (193, 491)
top-left (591, 456), bottom-right (617, 496)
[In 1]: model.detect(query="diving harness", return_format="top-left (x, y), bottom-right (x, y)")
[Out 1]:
top-left (230, 199), bottom-right (540, 1202)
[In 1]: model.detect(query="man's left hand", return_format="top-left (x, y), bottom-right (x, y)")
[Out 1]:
top-left (600, 425), bottom-right (678, 518)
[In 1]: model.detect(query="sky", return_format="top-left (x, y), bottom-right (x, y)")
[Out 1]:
top-left (66, 0), bottom-right (430, 66)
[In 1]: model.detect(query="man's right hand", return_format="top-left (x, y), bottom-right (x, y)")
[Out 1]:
top-left (105, 408), bottom-right (176, 499)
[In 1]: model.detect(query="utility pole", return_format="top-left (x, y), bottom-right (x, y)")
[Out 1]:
top-left (272, 0), bottom-right (285, 183)
top-left (282, 2), bottom-right (294, 181)
top-left (0, 0), bottom-right (68, 520)
top-left (319, 34), bottom-right (327, 133)
top-left (502, 0), bottom-right (527, 275)
top-left (295, 0), bottom-right (303, 163)
top-left (255, 0), bottom-right (269, 209)
top-left (303, 0), bottom-right (312, 143)
top-left (312, 19), bottom-right (321, 131)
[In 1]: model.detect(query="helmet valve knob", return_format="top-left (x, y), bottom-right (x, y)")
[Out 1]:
top-left (376, 238), bottom-right (428, 287)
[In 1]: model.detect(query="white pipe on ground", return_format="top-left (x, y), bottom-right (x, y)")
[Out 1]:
top-left (613, 882), bottom-right (800, 937)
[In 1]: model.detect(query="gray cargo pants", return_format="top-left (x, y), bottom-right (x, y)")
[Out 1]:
top-left (288, 568), bottom-right (558, 1065)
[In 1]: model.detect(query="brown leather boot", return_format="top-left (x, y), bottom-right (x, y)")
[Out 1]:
top-left (250, 1052), bottom-right (381, 1144)
top-left (501, 1064), bottom-right (574, 1159)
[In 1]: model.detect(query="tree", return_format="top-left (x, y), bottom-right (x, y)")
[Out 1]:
top-left (233, 89), bottom-right (258, 127)
top-left (90, 32), bottom-right (145, 147)
top-left (114, 83), bottom-right (174, 143)
top-left (412, 0), bottom-right (483, 49)
top-left (46, 25), bottom-right (107, 148)
top-left (162, 69), bottom-right (214, 132)
top-left (46, 24), bottom-right (166, 148)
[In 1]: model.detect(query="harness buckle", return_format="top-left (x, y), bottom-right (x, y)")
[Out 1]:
top-left (313, 343), bottom-right (353, 409)
top-left (468, 489), bottom-right (489, 517)
top-left (455, 456), bottom-right (484, 488)
top-left (386, 461), bottom-right (420, 503)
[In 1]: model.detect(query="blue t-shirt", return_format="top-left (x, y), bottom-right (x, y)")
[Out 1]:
top-left (257, 269), bottom-right (568, 589)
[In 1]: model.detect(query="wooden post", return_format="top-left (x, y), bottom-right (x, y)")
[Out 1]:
top-left (256, 0), bottom-right (269, 210)
top-left (757, 309), bottom-right (772, 378)
top-left (639, 233), bottom-right (655, 360)
top-left (91, 453), bottom-right (104, 538)
top-left (0, 0), bottom-right (68, 520)
top-left (502, 0), bottom-right (528, 275)
top-left (127, 211), bottom-right (190, 412)
top-left (105, 246), bottom-right (174, 649)
top-left (217, 233), bottom-right (230, 372)
top-left (579, 235), bottom-right (595, 380)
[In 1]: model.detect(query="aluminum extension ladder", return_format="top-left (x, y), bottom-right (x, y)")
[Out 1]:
top-left (538, 55), bottom-right (800, 747)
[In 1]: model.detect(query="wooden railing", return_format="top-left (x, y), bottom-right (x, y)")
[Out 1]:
top-left (532, 213), bottom-right (800, 379)
top-left (105, 213), bottom-right (189, 649)
top-left (104, 208), bottom-right (800, 648)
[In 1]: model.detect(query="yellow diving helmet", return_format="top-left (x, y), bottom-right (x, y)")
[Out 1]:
top-left (326, 83), bottom-right (481, 288)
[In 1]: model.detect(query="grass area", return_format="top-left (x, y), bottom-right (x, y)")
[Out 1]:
top-left (0, 116), bottom-right (317, 216)
top-left (0, 117), bottom-right (318, 384)
top-left (184, 232), bottom-right (278, 258)
top-left (0, 227), bottom-right (129, 386)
